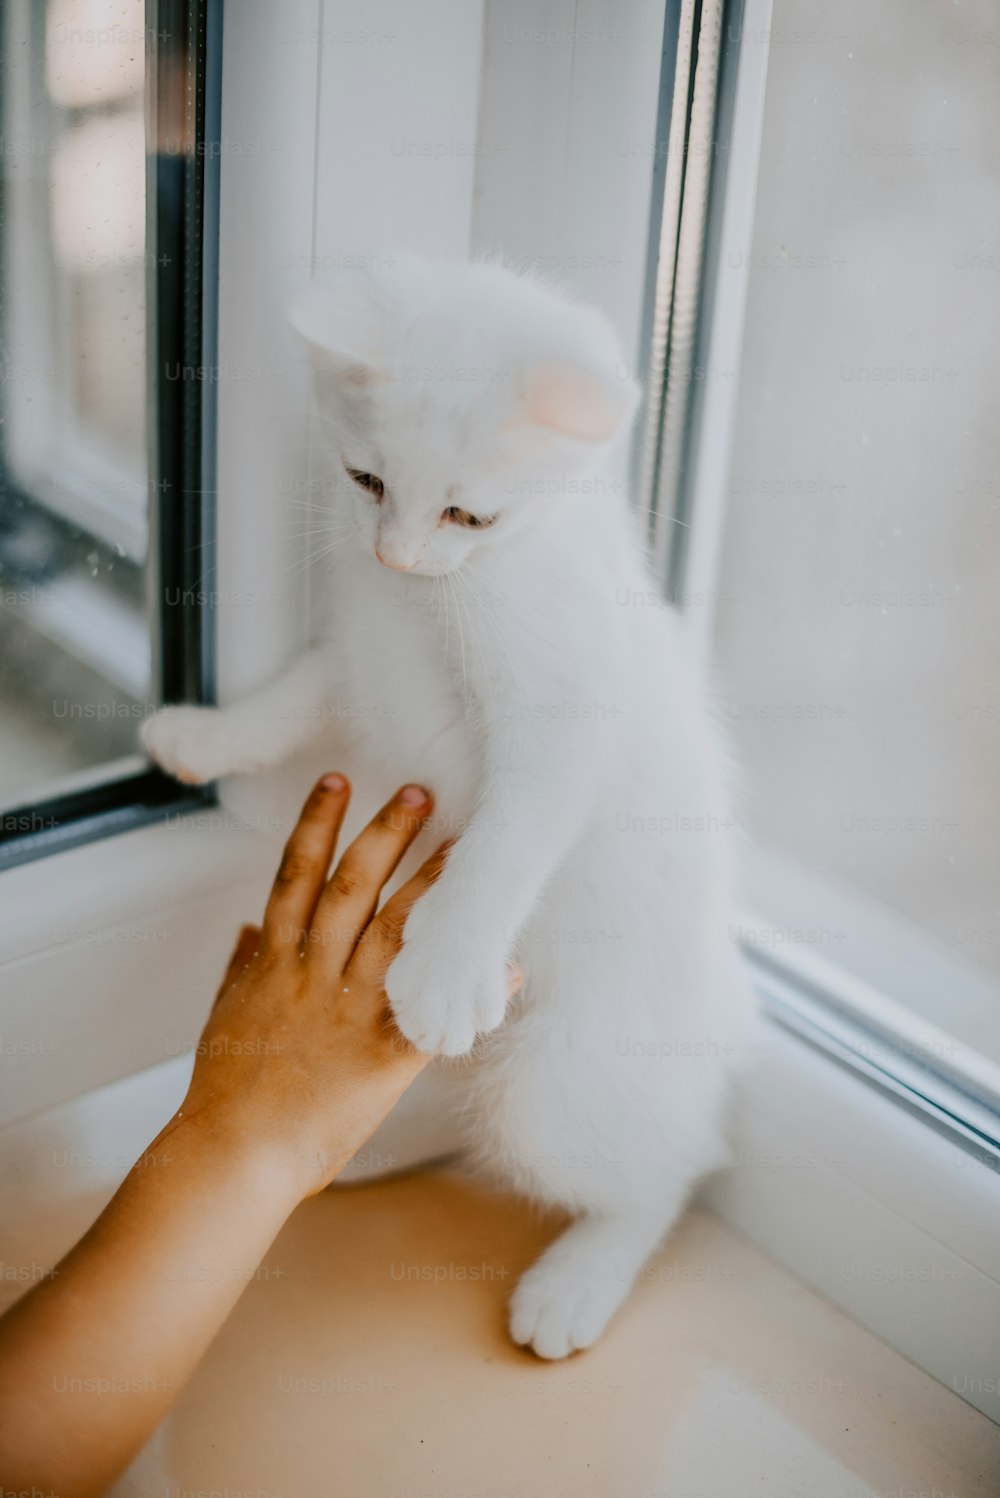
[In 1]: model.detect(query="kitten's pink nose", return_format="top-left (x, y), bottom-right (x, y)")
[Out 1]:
top-left (375, 548), bottom-right (412, 572)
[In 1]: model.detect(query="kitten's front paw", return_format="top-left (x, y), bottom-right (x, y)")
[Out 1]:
top-left (386, 895), bottom-right (510, 1057)
top-left (141, 706), bottom-right (241, 785)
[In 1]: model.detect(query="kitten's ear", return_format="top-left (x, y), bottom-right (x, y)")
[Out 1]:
top-left (288, 276), bottom-right (391, 388)
top-left (521, 360), bottom-right (638, 444)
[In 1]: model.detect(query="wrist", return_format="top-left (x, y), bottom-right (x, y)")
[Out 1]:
top-left (144, 1105), bottom-right (304, 1223)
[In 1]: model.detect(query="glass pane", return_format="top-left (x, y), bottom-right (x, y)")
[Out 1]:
top-left (714, 0), bottom-right (1000, 1061)
top-left (0, 0), bottom-right (149, 812)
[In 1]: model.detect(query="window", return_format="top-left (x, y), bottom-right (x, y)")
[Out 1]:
top-left (0, 0), bottom-right (218, 867)
top-left (640, 0), bottom-right (1000, 1129)
top-left (716, 0), bottom-right (1000, 1071)
top-left (0, 0), bottom-right (995, 1422)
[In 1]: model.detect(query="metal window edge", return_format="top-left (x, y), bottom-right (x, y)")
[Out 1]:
top-left (751, 954), bottom-right (1000, 1168)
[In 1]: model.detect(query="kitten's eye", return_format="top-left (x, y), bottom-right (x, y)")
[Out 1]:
top-left (346, 468), bottom-right (384, 500)
top-left (441, 505), bottom-right (497, 530)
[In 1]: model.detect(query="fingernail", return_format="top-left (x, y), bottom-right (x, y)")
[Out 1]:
top-left (322, 772), bottom-right (348, 792)
top-left (399, 784), bottom-right (431, 806)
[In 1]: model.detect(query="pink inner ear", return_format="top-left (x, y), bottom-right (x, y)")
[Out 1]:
top-left (525, 362), bottom-right (623, 443)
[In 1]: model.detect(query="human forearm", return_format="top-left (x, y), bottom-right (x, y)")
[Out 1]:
top-left (0, 776), bottom-right (437, 1494)
top-left (0, 1116), bottom-right (296, 1498)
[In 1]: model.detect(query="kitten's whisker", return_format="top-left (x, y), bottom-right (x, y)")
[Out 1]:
top-left (454, 571), bottom-right (510, 706)
top-left (432, 575), bottom-right (448, 650)
top-left (276, 525), bottom-right (351, 540)
top-left (278, 499), bottom-right (343, 513)
top-left (461, 560), bottom-right (563, 656)
top-left (277, 532), bottom-right (350, 545)
top-left (457, 581), bottom-right (492, 704)
top-left (445, 572), bottom-right (469, 703)
top-left (276, 518), bottom-right (351, 534)
top-left (278, 534), bottom-right (352, 579)
top-left (475, 592), bottom-right (525, 699)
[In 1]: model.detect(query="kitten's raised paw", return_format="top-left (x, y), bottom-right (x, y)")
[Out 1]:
top-left (385, 896), bottom-right (509, 1057)
top-left (386, 944), bottom-right (508, 1056)
top-left (141, 705), bottom-right (239, 785)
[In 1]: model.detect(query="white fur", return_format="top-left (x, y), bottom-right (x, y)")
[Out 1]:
top-left (142, 256), bottom-right (758, 1359)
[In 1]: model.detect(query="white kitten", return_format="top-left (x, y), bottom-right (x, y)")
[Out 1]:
top-left (142, 255), bottom-right (758, 1359)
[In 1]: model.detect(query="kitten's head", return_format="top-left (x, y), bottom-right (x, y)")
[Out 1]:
top-left (289, 255), bottom-right (638, 576)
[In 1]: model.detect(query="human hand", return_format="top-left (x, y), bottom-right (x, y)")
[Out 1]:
top-left (168, 774), bottom-right (442, 1204)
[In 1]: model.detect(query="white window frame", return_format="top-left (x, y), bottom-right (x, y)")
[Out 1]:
top-left (0, 0), bottom-right (996, 1424)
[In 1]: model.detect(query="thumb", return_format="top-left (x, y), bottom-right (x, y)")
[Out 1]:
top-left (214, 924), bottom-right (261, 1005)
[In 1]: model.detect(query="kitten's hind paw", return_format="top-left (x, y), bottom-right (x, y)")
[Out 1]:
top-left (509, 1242), bottom-right (632, 1361)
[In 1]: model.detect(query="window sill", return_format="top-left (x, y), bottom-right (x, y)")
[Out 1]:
top-left (3, 810), bottom-right (998, 1420)
top-left (2, 1057), bottom-right (997, 1492)
top-left (709, 1015), bottom-right (1000, 1424)
top-left (0, 810), bottom-right (279, 1127)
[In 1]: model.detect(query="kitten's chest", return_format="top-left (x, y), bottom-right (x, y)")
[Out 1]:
top-left (332, 583), bottom-right (482, 818)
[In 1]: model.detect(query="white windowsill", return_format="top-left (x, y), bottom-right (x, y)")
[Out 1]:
top-left (0, 811), bottom-right (280, 1127)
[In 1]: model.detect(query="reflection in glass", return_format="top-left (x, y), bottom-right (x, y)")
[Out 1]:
top-left (714, 0), bottom-right (1000, 1059)
top-left (0, 0), bottom-right (149, 810)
